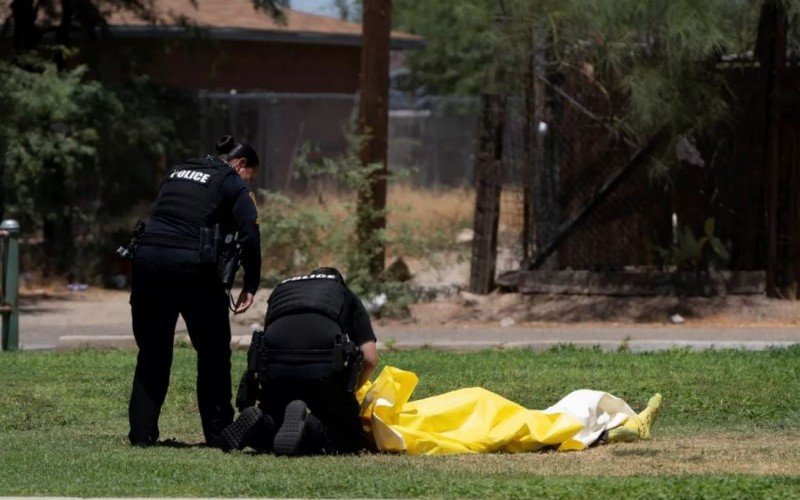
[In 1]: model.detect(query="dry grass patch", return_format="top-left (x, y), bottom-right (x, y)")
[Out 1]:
top-left (279, 185), bottom-right (474, 235)
top-left (387, 185), bottom-right (473, 233)
top-left (396, 434), bottom-right (800, 477)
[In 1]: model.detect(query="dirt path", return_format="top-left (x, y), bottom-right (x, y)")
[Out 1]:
top-left (409, 293), bottom-right (800, 326)
top-left (16, 288), bottom-right (800, 350)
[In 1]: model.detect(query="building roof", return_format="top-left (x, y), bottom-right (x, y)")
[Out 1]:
top-left (105, 1), bottom-right (424, 49)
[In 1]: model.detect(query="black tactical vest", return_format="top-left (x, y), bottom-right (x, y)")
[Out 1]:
top-left (265, 274), bottom-right (349, 329)
top-left (149, 156), bottom-right (234, 228)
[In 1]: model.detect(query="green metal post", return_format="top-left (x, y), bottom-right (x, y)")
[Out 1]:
top-left (1, 220), bottom-right (20, 351)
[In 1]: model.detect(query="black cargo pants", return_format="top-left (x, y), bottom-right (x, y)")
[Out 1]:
top-left (245, 377), bottom-right (368, 454)
top-left (128, 246), bottom-right (234, 446)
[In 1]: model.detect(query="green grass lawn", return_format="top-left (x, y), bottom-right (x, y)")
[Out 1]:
top-left (1, 346), bottom-right (799, 498)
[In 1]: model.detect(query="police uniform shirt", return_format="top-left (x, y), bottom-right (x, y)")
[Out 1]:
top-left (266, 288), bottom-right (377, 350)
top-left (144, 156), bottom-right (261, 294)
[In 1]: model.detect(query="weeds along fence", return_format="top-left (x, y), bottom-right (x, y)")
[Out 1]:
top-left (195, 92), bottom-right (529, 259)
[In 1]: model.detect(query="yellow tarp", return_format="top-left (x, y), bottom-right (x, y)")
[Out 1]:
top-left (357, 366), bottom-right (594, 455)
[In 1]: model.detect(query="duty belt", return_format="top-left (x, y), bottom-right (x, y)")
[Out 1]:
top-left (250, 330), bottom-right (363, 391)
top-left (139, 233), bottom-right (200, 252)
top-left (263, 348), bottom-right (339, 365)
top-left (253, 332), bottom-right (358, 373)
top-left (261, 347), bottom-right (347, 376)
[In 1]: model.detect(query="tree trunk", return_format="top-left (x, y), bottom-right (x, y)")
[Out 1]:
top-left (522, 23), bottom-right (546, 261)
top-left (0, 136), bottom-right (5, 221)
top-left (469, 94), bottom-right (506, 294)
top-left (758, 0), bottom-right (790, 298)
top-left (357, 0), bottom-right (392, 277)
top-left (42, 215), bottom-right (74, 277)
top-left (522, 28), bottom-right (536, 260)
top-left (0, 176), bottom-right (5, 222)
top-left (533, 40), bottom-right (561, 270)
top-left (54, 0), bottom-right (74, 69)
top-left (40, 160), bottom-right (75, 276)
top-left (10, 0), bottom-right (39, 51)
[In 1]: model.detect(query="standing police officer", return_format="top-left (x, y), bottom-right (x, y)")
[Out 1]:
top-left (128, 135), bottom-right (262, 447)
top-left (220, 267), bottom-right (378, 455)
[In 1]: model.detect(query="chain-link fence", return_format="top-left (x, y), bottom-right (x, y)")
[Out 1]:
top-left (495, 65), bottom-right (776, 275)
top-left (192, 88), bottom-right (671, 270)
top-left (535, 74), bottom-right (665, 271)
top-left (480, 76), bottom-right (675, 274)
top-left (196, 92), bottom-right (484, 192)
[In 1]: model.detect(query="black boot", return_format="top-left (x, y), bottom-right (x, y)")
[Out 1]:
top-left (219, 406), bottom-right (271, 452)
top-left (273, 400), bottom-right (311, 456)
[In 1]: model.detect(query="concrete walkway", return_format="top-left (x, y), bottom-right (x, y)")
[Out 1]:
top-left (14, 290), bottom-right (800, 352)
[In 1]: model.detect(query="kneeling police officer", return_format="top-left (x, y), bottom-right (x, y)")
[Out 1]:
top-left (127, 135), bottom-right (262, 447)
top-left (221, 267), bottom-right (378, 455)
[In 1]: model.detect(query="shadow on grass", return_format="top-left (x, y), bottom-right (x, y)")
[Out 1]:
top-left (152, 439), bottom-right (209, 449)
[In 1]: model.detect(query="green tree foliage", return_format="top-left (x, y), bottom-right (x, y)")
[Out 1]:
top-left (0, 53), bottom-right (189, 276)
top-left (259, 134), bottom-right (457, 316)
top-left (0, 54), bottom-right (120, 271)
top-left (251, 0), bottom-right (290, 19)
top-left (1, 0), bottom-right (286, 278)
top-left (330, 0), bottom-right (362, 21)
top-left (393, 0), bottom-right (799, 141)
top-left (393, 0), bottom-right (503, 95)
top-left (556, 0), bottom-right (767, 139)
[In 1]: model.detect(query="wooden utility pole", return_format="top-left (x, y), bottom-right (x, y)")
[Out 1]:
top-left (758, 0), bottom-right (790, 298)
top-left (357, 0), bottom-right (392, 277)
top-left (530, 30), bottom-right (561, 270)
top-left (522, 23), bottom-right (546, 260)
top-left (469, 94), bottom-right (506, 294)
top-left (10, 0), bottom-right (39, 51)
